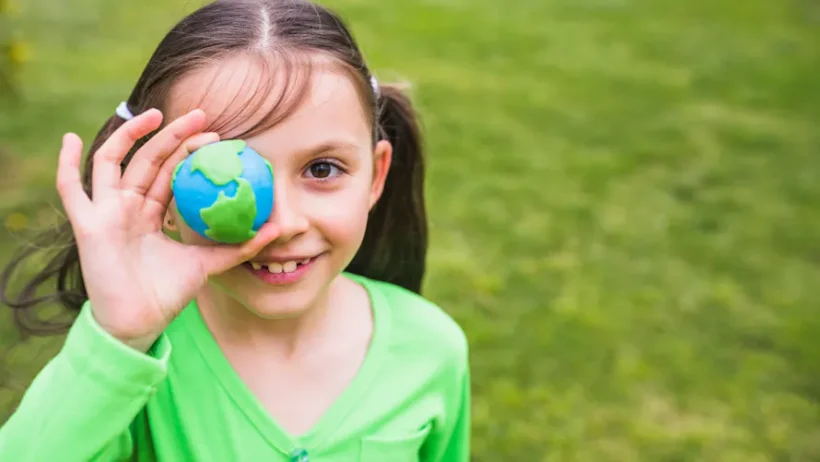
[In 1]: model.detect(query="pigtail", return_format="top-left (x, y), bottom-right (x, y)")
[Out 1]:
top-left (0, 114), bottom-right (126, 335)
top-left (346, 83), bottom-right (428, 294)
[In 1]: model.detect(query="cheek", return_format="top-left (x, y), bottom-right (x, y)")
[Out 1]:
top-left (303, 181), bottom-right (372, 247)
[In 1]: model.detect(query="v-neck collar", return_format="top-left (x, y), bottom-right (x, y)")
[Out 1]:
top-left (180, 273), bottom-right (391, 455)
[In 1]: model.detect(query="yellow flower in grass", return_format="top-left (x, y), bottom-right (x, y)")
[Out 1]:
top-left (4, 212), bottom-right (27, 232)
top-left (9, 39), bottom-right (29, 64)
top-left (0, 0), bottom-right (19, 16)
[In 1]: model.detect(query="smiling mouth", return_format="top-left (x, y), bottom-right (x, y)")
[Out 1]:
top-left (241, 254), bottom-right (324, 285)
top-left (246, 257), bottom-right (314, 274)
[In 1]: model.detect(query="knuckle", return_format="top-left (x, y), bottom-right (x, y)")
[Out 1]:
top-left (55, 176), bottom-right (74, 194)
top-left (170, 127), bottom-right (187, 144)
top-left (93, 147), bottom-right (115, 163)
top-left (124, 122), bottom-right (146, 142)
top-left (237, 245), bottom-right (258, 261)
top-left (148, 152), bottom-right (167, 169)
top-left (126, 183), bottom-right (150, 197)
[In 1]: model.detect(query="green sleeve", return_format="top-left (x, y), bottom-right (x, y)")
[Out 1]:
top-left (0, 301), bottom-right (171, 461)
top-left (424, 367), bottom-right (471, 462)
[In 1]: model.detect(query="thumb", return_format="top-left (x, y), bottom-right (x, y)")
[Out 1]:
top-left (196, 222), bottom-right (280, 275)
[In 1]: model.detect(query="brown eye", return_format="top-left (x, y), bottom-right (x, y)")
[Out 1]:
top-left (305, 160), bottom-right (344, 181)
top-left (310, 162), bottom-right (333, 178)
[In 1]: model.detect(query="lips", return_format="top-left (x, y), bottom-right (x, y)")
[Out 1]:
top-left (241, 254), bottom-right (323, 285)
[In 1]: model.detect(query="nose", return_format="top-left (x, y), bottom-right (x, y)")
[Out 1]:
top-left (268, 180), bottom-right (309, 243)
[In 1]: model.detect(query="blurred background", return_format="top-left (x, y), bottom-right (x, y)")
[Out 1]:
top-left (1, 0), bottom-right (819, 460)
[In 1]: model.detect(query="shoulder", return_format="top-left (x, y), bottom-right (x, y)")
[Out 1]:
top-left (353, 274), bottom-right (469, 369)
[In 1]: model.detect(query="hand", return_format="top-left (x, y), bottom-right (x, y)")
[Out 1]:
top-left (56, 109), bottom-right (278, 352)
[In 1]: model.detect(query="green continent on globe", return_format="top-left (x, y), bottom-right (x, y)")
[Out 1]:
top-left (263, 157), bottom-right (273, 176)
top-left (199, 177), bottom-right (257, 243)
top-left (190, 139), bottom-right (247, 185)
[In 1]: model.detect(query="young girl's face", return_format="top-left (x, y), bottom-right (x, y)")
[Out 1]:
top-left (164, 54), bottom-right (391, 318)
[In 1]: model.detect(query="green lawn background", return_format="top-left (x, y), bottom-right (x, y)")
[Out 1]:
top-left (1, 0), bottom-right (819, 460)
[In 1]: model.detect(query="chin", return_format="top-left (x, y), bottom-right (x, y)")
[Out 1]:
top-left (241, 292), bottom-right (316, 319)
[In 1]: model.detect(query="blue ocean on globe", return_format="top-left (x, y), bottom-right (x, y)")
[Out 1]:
top-left (171, 140), bottom-right (274, 243)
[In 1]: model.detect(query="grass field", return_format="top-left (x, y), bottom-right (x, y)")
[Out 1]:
top-left (2, 0), bottom-right (819, 460)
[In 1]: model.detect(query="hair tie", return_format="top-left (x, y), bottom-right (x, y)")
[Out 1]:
top-left (370, 75), bottom-right (380, 98)
top-left (115, 101), bottom-right (134, 120)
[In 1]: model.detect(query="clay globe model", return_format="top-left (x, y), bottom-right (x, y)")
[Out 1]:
top-left (171, 139), bottom-right (273, 244)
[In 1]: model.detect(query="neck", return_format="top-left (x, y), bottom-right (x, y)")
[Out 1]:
top-left (195, 277), bottom-right (344, 359)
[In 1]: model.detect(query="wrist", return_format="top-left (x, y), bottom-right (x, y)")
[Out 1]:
top-left (88, 310), bottom-right (163, 353)
top-left (115, 333), bottom-right (162, 353)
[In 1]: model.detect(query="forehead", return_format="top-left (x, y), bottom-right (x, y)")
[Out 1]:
top-left (165, 53), bottom-right (372, 150)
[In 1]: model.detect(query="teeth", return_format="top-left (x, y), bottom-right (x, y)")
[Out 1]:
top-left (253, 258), bottom-right (312, 274)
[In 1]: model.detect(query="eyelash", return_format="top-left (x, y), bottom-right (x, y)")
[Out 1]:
top-left (304, 158), bottom-right (347, 182)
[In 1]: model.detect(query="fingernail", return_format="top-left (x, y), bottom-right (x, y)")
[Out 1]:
top-left (62, 132), bottom-right (80, 145)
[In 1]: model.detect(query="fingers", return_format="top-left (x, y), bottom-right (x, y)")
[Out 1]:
top-left (197, 222), bottom-right (281, 276)
top-left (121, 109), bottom-right (207, 197)
top-left (92, 109), bottom-right (163, 201)
top-left (55, 133), bottom-right (92, 222)
top-left (142, 131), bottom-right (220, 219)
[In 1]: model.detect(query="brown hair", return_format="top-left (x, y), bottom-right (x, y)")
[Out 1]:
top-left (0, 0), bottom-right (427, 335)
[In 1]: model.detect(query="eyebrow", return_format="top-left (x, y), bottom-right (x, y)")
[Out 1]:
top-left (297, 139), bottom-right (360, 157)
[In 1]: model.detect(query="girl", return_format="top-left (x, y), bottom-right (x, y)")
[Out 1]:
top-left (0, 0), bottom-right (470, 460)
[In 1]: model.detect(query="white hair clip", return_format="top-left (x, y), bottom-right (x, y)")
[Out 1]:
top-left (115, 101), bottom-right (134, 120)
top-left (370, 75), bottom-right (380, 98)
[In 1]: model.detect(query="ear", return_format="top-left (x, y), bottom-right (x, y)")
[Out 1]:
top-left (162, 203), bottom-right (182, 241)
top-left (369, 140), bottom-right (392, 210)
